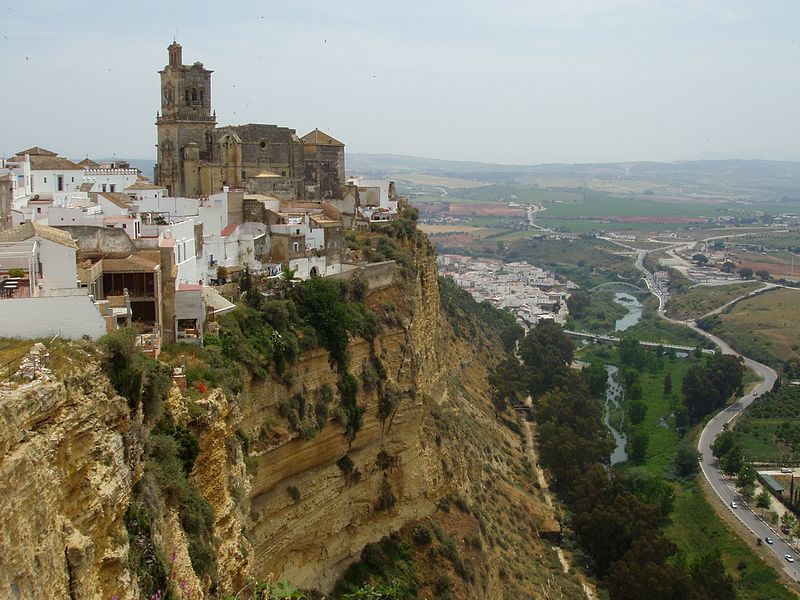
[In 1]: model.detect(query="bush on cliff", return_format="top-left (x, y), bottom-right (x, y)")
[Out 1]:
top-left (100, 327), bottom-right (173, 423)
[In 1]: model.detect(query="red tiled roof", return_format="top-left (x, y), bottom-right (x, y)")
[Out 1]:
top-left (221, 224), bottom-right (237, 237)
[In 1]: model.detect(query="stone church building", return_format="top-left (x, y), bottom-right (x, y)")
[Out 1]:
top-left (154, 42), bottom-right (345, 200)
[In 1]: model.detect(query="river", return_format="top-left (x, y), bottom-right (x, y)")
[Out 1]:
top-left (604, 364), bottom-right (628, 464)
top-left (613, 292), bottom-right (642, 332)
top-left (604, 292), bottom-right (644, 463)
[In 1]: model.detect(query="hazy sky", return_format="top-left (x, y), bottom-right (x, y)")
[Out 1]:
top-left (1, 1), bottom-right (798, 165)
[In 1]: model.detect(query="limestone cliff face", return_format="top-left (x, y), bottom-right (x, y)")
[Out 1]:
top-left (0, 241), bottom-right (572, 598)
top-left (189, 389), bottom-right (252, 594)
top-left (0, 360), bottom-right (139, 600)
top-left (239, 247), bottom-right (451, 592)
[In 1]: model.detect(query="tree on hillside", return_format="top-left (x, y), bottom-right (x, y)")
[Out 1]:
top-left (738, 267), bottom-right (754, 279)
top-left (782, 512), bottom-right (798, 542)
top-left (712, 430), bottom-right (737, 460)
top-left (566, 290), bottom-right (590, 318)
top-left (583, 361), bottom-right (608, 397)
top-left (628, 400), bottom-right (647, 426)
top-left (707, 354), bottom-right (745, 401)
top-left (519, 320), bottom-right (575, 396)
top-left (663, 371), bottom-right (673, 396)
top-left (766, 510), bottom-right (780, 528)
top-left (692, 253), bottom-right (709, 265)
top-left (682, 365), bottom-right (720, 422)
top-left (572, 488), bottom-right (662, 576)
top-left (689, 552), bottom-right (735, 600)
top-left (719, 446), bottom-right (744, 477)
top-left (674, 445), bottom-right (700, 477)
top-left (606, 536), bottom-right (693, 600)
top-left (628, 429), bottom-right (649, 465)
top-left (756, 489), bottom-right (772, 515)
top-left (735, 463), bottom-right (757, 501)
top-left (619, 336), bottom-right (645, 370)
top-left (721, 261), bottom-right (736, 273)
top-left (488, 356), bottom-right (525, 414)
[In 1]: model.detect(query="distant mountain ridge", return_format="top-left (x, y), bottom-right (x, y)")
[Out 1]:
top-left (346, 153), bottom-right (800, 198)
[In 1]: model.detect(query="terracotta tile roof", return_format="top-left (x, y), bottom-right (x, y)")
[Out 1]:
top-left (95, 192), bottom-right (133, 210)
top-left (221, 224), bottom-right (237, 237)
top-left (26, 155), bottom-right (84, 171)
top-left (178, 283), bottom-right (203, 291)
top-left (301, 128), bottom-right (345, 147)
top-left (79, 182), bottom-right (94, 192)
top-left (13, 147), bottom-right (84, 170)
top-left (15, 146), bottom-right (57, 156)
top-left (0, 221), bottom-right (78, 249)
top-left (77, 158), bottom-right (101, 167)
top-left (125, 181), bottom-right (166, 191)
top-left (101, 252), bottom-right (160, 273)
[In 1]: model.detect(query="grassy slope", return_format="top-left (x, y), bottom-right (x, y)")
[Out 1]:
top-left (707, 288), bottom-right (800, 368)
top-left (623, 297), bottom-right (711, 347)
top-left (665, 477), bottom-right (795, 600)
top-left (666, 282), bottom-right (764, 320)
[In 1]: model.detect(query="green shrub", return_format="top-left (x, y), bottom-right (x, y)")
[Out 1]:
top-left (376, 450), bottom-right (396, 471)
top-left (337, 454), bottom-right (355, 474)
top-left (124, 500), bottom-right (171, 599)
top-left (375, 476), bottom-right (397, 511)
top-left (143, 431), bottom-right (216, 583)
top-left (378, 386), bottom-right (401, 423)
top-left (412, 525), bottom-right (433, 547)
top-left (287, 485), bottom-right (301, 502)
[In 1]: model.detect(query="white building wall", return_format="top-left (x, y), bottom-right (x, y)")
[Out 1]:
top-left (133, 196), bottom-right (200, 218)
top-left (162, 220), bottom-right (198, 285)
top-left (29, 169), bottom-right (84, 194)
top-left (126, 187), bottom-right (164, 202)
top-left (36, 237), bottom-right (77, 291)
top-left (306, 227), bottom-right (324, 250)
top-left (289, 257), bottom-right (310, 280)
top-left (97, 196), bottom-right (130, 217)
top-left (0, 296), bottom-right (106, 339)
top-left (47, 205), bottom-right (103, 226)
top-left (0, 158), bottom-right (32, 202)
top-left (83, 169), bottom-right (139, 192)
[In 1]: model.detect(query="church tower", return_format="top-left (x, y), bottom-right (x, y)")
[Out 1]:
top-left (154, 42), bottom-right (216, 197)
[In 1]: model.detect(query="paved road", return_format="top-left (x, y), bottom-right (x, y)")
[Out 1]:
top-left (634, 249), bottom-right (800, 581)
top-left (691, 325), bottom-right (800, 581)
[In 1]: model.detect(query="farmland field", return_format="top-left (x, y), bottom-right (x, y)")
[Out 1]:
top-left (700, 288), bottom-right (800, 368)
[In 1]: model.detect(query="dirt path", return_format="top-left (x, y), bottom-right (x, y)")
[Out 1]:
top-left (523, 420), bottom-right (598, 600)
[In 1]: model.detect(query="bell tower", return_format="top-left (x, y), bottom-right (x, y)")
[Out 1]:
top-left (154, 42), bottom-right (216, 197)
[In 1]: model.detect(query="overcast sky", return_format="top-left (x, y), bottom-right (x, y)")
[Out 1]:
top-left (1, 1), bottom-right (798, 165)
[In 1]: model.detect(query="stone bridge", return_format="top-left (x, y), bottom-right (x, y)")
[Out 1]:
top-left (564, 330), bottom-right (714, 354)
top-left (586, 281), bottom-right (650, 294)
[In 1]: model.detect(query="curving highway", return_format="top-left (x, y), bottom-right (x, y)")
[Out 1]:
top-left (636, 249), bottom-right (800, 583)
top-left (691, 326), bottom-right (799, 581)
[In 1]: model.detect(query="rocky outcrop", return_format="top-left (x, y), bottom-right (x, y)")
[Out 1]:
top-left (239, 247), bottom-right (451, 592)
top-left (0, 238), bottom-right (572, 598)
top-left (0, 358), bottom-right (138, 600)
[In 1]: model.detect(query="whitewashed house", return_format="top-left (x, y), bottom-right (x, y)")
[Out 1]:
top-left (0, 221), bottom-right (78, 292)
